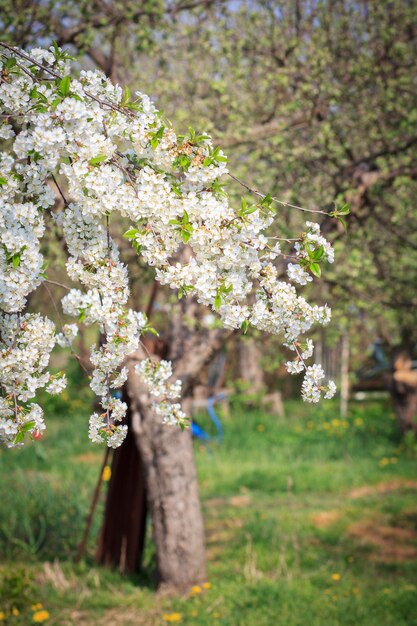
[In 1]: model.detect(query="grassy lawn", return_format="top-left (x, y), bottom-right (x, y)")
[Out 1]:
top-left (1, 377), bottom-right (417, 625)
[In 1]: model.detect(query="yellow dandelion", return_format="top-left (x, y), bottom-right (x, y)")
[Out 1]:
top-left (331, 573), bottom-right (341, 581)
top-left (0, 612), bottom-right (5, 621)
top-left (162, 613), bottom-right (182, 623)
top-left (31, 604), bottom-right (43, 611)
top-left (354, 417), bottom-right (363, 426)
top-left (379, 457), bottom-right (389, 467)
top-left (202, 582), bottom-right (212, 589)
top-left (190, 585), bottom-right (202, 595)
top-left (213, 612), bottom-right (221, 619)
top-left (12, 608), bottom-right (19, 616)
top-left (33, 610), bottom-right (50, 623)
top-left (102, 465), bottom-right (111, 481)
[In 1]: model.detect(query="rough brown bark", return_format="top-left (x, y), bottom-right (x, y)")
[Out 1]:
top-left (121, 323), bottom-right (232, 592)
top-left (97, 269), bottom-right (233, 590)
top-left (389, 351), bottom-right (417, 433)
top-left (127, 378), bottom-right (206, 591)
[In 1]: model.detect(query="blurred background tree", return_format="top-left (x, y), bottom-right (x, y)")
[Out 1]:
top-left (2, 0), bottom-right (416, 588)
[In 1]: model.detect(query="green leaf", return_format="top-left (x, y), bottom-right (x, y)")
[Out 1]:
top-left (13, 432), bottom-right (25, 444)
top-left (28, 150), bottom-right (42, 163)
top-left (21, 420), bottom-right (36, 433)
top-left (181, 230), bottom-right (192, 243)
top-left (174, 154), bottom-right (191, 170)
top-left (241, 320), bottom-right (250, 334)
top-left (12, 253), bottom-right (21, 268)
top-left (120, 85), bottom-right (131, 107)
top-left (51, 97), bottom-right (63, 110)
top-left (123, 228), bottom-right (139, 239)
top-left (261, 193), bottom-right (273, 209)
top-left (89, 154), bottom-right (108, 166)
top-left (59, 75), bottom-right (71, 97)
top-left (150, 126), bottom-right (165, 150)
top-left (145, 327), bottom-right (159, 336)
top-left (310, 263), bottom-right (321, 278)
top-left (172, 183), bottom-right (183, 197)
top-left (214, 294), bottom-right (222, 310)
top-left (0, 177), bottom-right (7, 186)
top-left (309, 246), bottom-right (324, 261)
top-left (4, 57), bottom-right (16, 71)
top-left (337, 202), bottom-right (350, 216)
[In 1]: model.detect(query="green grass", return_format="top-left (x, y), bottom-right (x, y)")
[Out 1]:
top-left (1, 383), bottom-right (417, 625)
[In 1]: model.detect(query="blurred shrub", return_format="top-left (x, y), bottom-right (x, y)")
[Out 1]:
top-left (230, 380), bottom-right (267, 411)
top-left (0, 566), bottom-right (34, 613)
top-left (0, 472), bottom-right (87, 561)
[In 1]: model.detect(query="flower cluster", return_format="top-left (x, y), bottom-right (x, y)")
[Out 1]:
top-left (135, 359), bottom-right (188, 428)
top-left (0, 45), bottom-right (336, 447)
top-left (0, 312), bottom-right (65, 443)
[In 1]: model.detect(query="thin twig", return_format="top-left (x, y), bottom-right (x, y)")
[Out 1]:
top-left (44, 278), bottom-right (71, 291)
top-left (42, 282), bottom-right (91, 376)
top-left (228, 172), bottom-right (328, 215)
top-left (51, 173), bottom-right (69, 206)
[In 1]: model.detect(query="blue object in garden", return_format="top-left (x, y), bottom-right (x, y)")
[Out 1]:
top-left (206, 393), bottom-right (225, 442)
top-left (191, 421), bottom-right (212, 441)
top-left (192, 354), bottom-right (226, 444)
top-left (191, 395), bottom-right (224, 443)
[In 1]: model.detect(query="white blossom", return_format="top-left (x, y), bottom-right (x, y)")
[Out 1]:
top-left (0, 45), bottom-right (338, 447)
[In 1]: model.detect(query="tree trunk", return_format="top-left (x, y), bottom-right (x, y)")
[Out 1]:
top-left (121, 325), bottom-right (231, 592)
top-left (127, 378), bottom-right (206, 591)
top-left (388, 349), bottom-right (417, 433)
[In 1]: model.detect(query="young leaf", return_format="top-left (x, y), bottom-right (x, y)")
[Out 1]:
top-left (20, 420), bottom-right (36, 433)
top-left (181, 230), bottom-right (192, 243)
top-left (241, 320), bottom-right (250, 334)
top-left (13, 432), bottom-right (25, 444)
top-left (123, 228), bottom-right (139, 239)
top-left (89, 154), bottom-right (108, 166)
top-left (310, 263), bottom-right (321, 278)
top-left (59, 75), bottom-right (71, 97)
